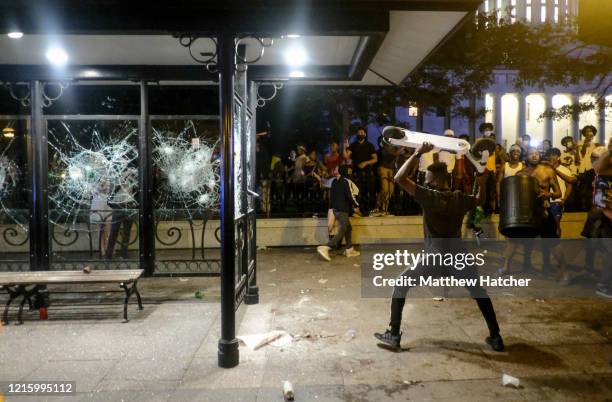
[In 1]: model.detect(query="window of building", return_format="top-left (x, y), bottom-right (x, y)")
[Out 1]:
top-left (554, 0), bottom-right (559, 23)
top-left (510, 0), bottom-right (517, 22)
top-left (526, 0), bottom-right (532, 22)
top-left (541, 0), bottom-right (547, 22)
top-left (484, 0), bottom-right (489, 13)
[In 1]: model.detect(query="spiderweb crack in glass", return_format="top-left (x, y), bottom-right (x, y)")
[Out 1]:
top-left (49, 121), bottom-right (139, 229)
top-left (0, 136), bottom-right (24, 230)
top-left (152, 121), bottom-right (220, 219)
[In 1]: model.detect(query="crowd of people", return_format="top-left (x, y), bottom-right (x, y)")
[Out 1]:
top-left (257, 122), bottom-right (612, 298)
top-left (256, 123), bottom-right (603, 219)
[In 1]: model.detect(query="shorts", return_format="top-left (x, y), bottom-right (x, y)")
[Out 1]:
top-left (548, 203), bottom-right (564, 219)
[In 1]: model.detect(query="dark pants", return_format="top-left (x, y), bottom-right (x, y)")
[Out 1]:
top-left (389, 264), bottom-right (500, 337)
top-left (106, 210), bottom-right (133, 259)
top-left (327, 210), bottom-right (351, 250)
top-left (582, 209), bottom-right (612, 286)
top-left (354, 169), bottom-right (375, 215)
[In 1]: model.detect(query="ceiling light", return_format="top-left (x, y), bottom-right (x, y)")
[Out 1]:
top-left (289, 70), bottom-right (305, 78)
top-left (2, 127), bottom-right (15, 138)
top-left (46, 47), bottom-right (68, 66)
top-left (286, 34), bottom-right (301, 38)
top-left (7, 32), bottom-right (23, 39)
top-left (284, 47), bottom-right (307, 67)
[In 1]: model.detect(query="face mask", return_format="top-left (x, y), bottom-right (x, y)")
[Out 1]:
top-left (483, 130), bottom-right (492, 137)
top-left (357, 134), bottom-right (366, 140)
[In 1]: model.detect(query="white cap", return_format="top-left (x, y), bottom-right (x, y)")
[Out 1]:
top-left (443, 129), bottom-right (455, 137)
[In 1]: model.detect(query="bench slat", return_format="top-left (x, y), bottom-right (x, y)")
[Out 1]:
top-left (0, 270), bottom-right (144, 286)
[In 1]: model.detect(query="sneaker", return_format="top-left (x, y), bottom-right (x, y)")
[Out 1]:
top-left (374, 329), bottom-right (402, 351)
top-left (344, 247), bottom-right (360, 258)
top-left (317, 246), bottom-right (331, 262)
top-left (485, 334), bottom-right (505, 352)
top-left (595, 284), bottom-right (612, 298)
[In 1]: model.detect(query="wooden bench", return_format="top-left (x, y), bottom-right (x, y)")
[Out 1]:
top-left (0, 270), bottom-right (144, 325)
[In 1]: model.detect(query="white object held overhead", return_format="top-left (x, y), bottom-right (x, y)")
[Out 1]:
top-left (382, 126), bottom-right (494, 173)
top-left (382, 126), bottom-right (470, 155)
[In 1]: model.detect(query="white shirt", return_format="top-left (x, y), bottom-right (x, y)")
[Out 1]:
top-left (551, 164), bottom-right (574, 203)
top-left (504, 161), bottom-right (524, 178)
top-left (438, 151), bottom-right (457, 173)
top-left (577, 141), bottom-right (595, 173)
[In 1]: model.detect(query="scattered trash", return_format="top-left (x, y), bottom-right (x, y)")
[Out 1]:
top-left (194, 291), bottom-right (203, 299)
top-left (83, 265), bottom-right (92, 274)
top-left (535, 299), bottom-right (545, 303)
top-left (270, 332), bottom-right (294, 347)
top-left (268, 283), bottom-right (277, 287)
top-left (300, 289), bottom-right (311, 294)
top-left (296, 331), bottom-right (336, 341)
top-left (269, 268), bottom-right (277, 273)
top-left (238, 330), bottom-right (290, 350)
top-left (282, 380), bottom-right (295, 401)
top-left (502, 373), bottom-right (520, 388)
top-left (344, 329), bottom-right (357, 342)
top-left (432, 297), bottom-right (444, 301)
top-left (353, 264), bottom-right (359, 267)
top-left (318, 279), bottom-right (328, 284)
top-left (179, 277), bottom-right (189, 282)
top-left (257, 246), bottom-right (268, 251)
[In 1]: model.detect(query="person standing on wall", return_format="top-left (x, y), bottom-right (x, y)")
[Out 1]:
top-left (343, 127), bottom-right (377, 216)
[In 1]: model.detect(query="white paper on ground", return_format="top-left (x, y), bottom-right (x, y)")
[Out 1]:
top-left (237, 330), bottom-right (290, 350)
top-left (502, 373), bottom-right (520, 388)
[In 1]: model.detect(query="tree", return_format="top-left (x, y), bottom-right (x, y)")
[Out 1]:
top-left (403, 11), bottom-right (611, 122)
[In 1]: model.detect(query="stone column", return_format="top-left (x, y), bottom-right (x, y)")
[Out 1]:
top-left (598, 99), bottom-right (606, 145)
top-left (493, 93), bottom-right (503, 142)
top-left (516, 0), bottom-right (527, 21)
top-left (533, 0), bottom-right (542, 23)
top-left (518, 92), bottom-right (527, 140)
top-left (546, 0), bottom-right (555, 23)
top-left (570, 93), bottom-right (580, 141)
top-left (544, 93), bottom-right (553, 143)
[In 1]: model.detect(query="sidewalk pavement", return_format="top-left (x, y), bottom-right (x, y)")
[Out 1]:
top-left (0, 248), bottom-right (610, 401)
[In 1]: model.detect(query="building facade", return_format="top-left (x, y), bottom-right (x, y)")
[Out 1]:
top-left (419, 0), bottom-right (610, 148)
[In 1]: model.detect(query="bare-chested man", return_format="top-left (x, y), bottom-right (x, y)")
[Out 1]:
top-left (517, 148), bottom-right (562, 273)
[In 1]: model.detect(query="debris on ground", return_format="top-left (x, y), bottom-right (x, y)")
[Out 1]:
top-left (432, 297), bottom-right (444, 301)
top-left (344, 329), bottom-right (357, 342)
top-left (179, 277), bottom-right (189, 282)
top-left (194, 291), bottom-right (203, 299)
top-left (257, 246), bottom-right (268, 251)
top-left (269, 268), bottom-right (277, 273)
top-left (300, 289), bottom-right (311, 294)
top-left (267, 283), bottom-right (277, 287)
top-left (502, 373), bottom-right (520, 388)
top-left (282, 380), bottom-right (295, 401)
top-left (535, 299), bottom-right (545, 303)
top-left (318, 279), bottom-right (328, 284)
top-left (295, 331), bottom-right (336, 341)
top-left (237, 330), bottom-right (291, 350)
top-left (83, 266), bottom-right (92, 274)
top-left (270, 332), bottom-right (294, 347)
top-left (353, 264), bottom-right (359, 267)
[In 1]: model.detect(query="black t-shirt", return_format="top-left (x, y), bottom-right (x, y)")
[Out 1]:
top-left (414, 185), bottom-right (476, 249)
top-left (256, 146), bottom-right (271, 180)
top-left (348, 140), bottom-right (376, 169)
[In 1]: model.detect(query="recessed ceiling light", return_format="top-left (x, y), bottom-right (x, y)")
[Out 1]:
top-left (46, 47), bottom-right (68, 66)
top-left (7, 32), bottom-right (23, 39)
top-left (286, 34), bottom-right (301, 38)
top-left (289, 70), bottom-right (305, 78)
top-left (284, 47), bottom-right (307, 67)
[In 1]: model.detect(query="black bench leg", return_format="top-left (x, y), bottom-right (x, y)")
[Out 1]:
top-left (133, 281), bottom-right (143, 311)
top-left (2, 286), bottom-right (24, 325)
top-left (120, 283), bottom-right (130, 323)
top-left (15, 293), bottom-right (28, 325)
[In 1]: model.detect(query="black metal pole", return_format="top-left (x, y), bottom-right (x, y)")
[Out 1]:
top-left (28, 80), bottom-right (50, 271)
top-left (245, 79), bottom-right (259, 305)
top-left (138, 81), bottom-right (155, 275)
top-left (218, 33), bottom-right (239, 369)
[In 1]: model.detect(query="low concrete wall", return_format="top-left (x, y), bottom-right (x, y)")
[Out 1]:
top-left (0, 212), bottom-right (589, 253)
